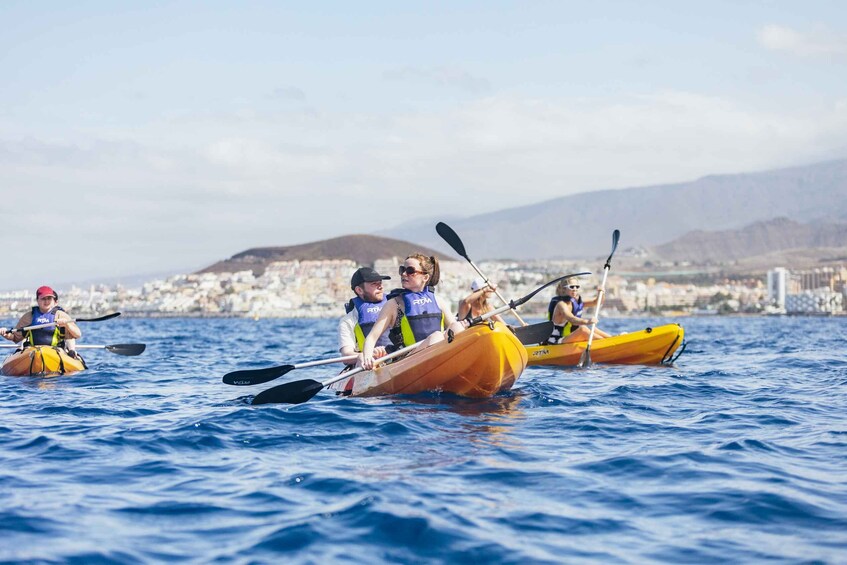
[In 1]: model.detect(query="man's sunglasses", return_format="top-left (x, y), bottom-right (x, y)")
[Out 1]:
top-left (567, 284), bottom-right (581, 290)
top-left (399, 266), bottom-right (426, 276)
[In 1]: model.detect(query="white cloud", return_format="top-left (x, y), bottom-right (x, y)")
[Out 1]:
top-left (757, 24), bottom-right (847, 57)
top-left (2, 89), bottom-right (846, 289)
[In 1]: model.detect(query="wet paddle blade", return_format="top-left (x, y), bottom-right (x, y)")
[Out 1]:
top-left (577, 347), bottom-right (592, 368)
top-left (252, 379), bottom-right (324, 405)
top-left (223, 364), bottom-right (295, 386)
top-left (104, 343), bottom-right (146, 356)
top-left (512, 321), bottom-right (554, 345)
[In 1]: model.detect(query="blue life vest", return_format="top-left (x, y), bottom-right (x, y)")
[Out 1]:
top-left (26, 306), bottom-right (66, 347)
top-left (546, 296), bottom-right (583, 343)
top-left (350, 296), bottom-right (392, 349)
top-left (400, 288), bottom-right (444, 346)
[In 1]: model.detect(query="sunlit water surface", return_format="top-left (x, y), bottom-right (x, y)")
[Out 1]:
top-left (1, 316), bottom-right (846, 563)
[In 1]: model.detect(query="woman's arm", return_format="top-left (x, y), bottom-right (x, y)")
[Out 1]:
top-left (438, 296), bottom-right (458, 327)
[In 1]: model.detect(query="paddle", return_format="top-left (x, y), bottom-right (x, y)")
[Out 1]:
top-left (223, 354), bottom-right (359, 386)
top-left (0, 342), bottom-right (145, 356)
top-left (75, 343), bottom-right (146, 356)
top-left (436, 221), bottom-right (528, 326)
top-left (577, 230), bottom-right (621, 368)
top-left (15, 312), bottom-right (122, 332)
top-left (251, 271), bottom-right (590, 406)
top-left (251, 341), bottom-right (425, 405)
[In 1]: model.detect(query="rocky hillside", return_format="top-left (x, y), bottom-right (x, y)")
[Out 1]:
top-left (379, 158), bottom-right (847, 260)
top-left (198, 234), bottom-right (452, 276)
top-left (652, 218), bottom-right (847, 262)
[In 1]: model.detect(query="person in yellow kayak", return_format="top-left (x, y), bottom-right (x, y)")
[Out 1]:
top-left (0, 286), bottom-right (82, 356)
top-left (360, 253), bottom-right (464, 370)
top-left (457, 278), bottom-right (504, 323)
top-left (546, 277), bottom-right (611, 344)
top-left (338, 267), bottom-right (394, 367)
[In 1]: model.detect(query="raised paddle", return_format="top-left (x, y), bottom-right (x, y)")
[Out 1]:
top-left (436, 221), bottom-right (528, 326)
top-left (223, 354), bottom-right (359, 386)
top-left (0, 342), bottom-right (145, 356)
top-left (577, 230), bottom-right (621, 368)
top-left (15, 312), bottom-right (122, 332)
top-left (251, 271), bottom-right (590, 406)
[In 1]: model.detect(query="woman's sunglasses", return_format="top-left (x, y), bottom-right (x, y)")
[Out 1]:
top-left (567, 284), bottom-right (581, 290)
top-left (399, 266), bottom-right (426, 276)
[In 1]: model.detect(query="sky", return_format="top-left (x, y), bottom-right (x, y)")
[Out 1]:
top-left (1, 0), bottom-right (846, 290)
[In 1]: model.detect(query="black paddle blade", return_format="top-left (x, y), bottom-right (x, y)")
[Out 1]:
top-left (251, 379), bottom-right (324, 405)
top-left (104, 343), bottom-right (146, 356)
top-left (222, 364), bottom-right (295, 386)
top-left (435, 222), bottom-right (469, 260)
top-left (77, 312), bottom-right (121, 323)
top-left (512, 321), bottom-right (554, 345)
top-left (605, 229), bottom-right (621, 268)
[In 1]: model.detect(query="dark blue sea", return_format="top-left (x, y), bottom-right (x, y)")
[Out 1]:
top-left (1, 316), bottom-right (846, 564)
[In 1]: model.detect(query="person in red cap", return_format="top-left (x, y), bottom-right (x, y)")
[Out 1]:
top-left (0, 286), bottom-right (82, 355)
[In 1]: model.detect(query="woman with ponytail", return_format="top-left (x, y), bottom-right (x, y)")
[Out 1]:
top-left (360, 253), bottom-right (464, 370)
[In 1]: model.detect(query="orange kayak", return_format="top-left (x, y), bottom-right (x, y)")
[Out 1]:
top-left (330, 321), bottom-right (528, 398)
top-left (1, 346), bottom-right (87, 377)
top-left (525, 323), bottom-right (685, 366)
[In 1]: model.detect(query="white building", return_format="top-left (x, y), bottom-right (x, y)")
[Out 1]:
top-left (786, 290), bottom-right (843, 315)
top-left (767, 267), bottom-right (789, 311)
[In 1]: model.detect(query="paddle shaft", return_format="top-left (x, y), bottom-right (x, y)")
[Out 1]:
top-left (583, 266), bottom-right (610, 348)
top-left (467, 271), bottom-right (591, 326)
top-left (467, 259), bottom-right (528, 326)
top-left (318, 341), bottom-right (424, 389)
top-left (579, 230), bottom-right (620, 367)
top-left (435, 222), bottom-right (527, 326)
top-left (292, 354), bottom-right (357, 369)
top-left (16, 312), bottom-right (121, 332)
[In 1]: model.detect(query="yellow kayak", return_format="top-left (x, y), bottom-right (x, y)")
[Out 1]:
top-left (331, 321), bottom-right (528, 398)
top-left (525, 323), bottom-right (685, 366)
top-left (1, 346), bottom-right (87, 377)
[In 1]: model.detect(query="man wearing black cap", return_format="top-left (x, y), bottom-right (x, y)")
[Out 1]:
top-left (338, 267), bottom-right (393, 366)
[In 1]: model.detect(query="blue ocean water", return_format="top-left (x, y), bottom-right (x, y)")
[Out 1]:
top-left (1, 316), bottom-right (846, 564)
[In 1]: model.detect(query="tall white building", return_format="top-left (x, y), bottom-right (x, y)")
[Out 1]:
top-left (767, 267), bottom-right (789, 310)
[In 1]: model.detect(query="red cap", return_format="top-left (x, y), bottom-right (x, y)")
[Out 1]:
top-left (36, 286), bottom-right (58, 299)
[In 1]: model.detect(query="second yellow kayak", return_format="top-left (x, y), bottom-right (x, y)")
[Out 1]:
top-left (526, 323), bottom-right (685, 366)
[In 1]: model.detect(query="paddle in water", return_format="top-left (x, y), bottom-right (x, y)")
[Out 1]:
top-left (222, 354), bottom-right (359, 386)
top-left (578, 229), bottom-right (620, 368)
top-left (250, 271), bottom-right (590, 406)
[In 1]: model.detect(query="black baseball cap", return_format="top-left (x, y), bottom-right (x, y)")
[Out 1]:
top-left (351, 267), bottom-right (391, 290)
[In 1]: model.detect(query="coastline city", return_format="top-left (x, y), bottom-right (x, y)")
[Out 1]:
top-left (1, 258), bottom-right (844, 320)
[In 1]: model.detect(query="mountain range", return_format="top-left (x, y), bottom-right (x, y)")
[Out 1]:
top-left (378, 158), bottom-right (847, 260)
top-left (198, 159), bottom-right (847, 277)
